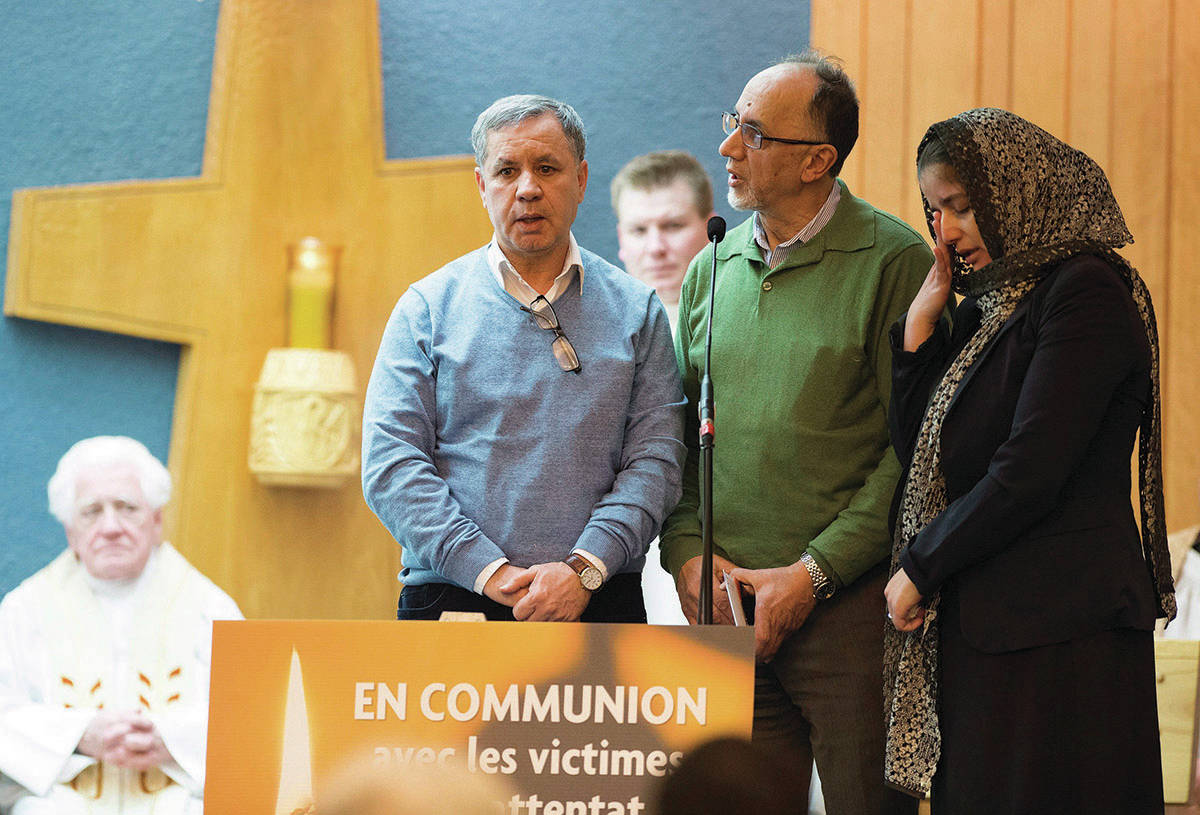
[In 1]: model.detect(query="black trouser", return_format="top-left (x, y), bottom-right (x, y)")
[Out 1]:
top-left (396, 572), bottom-right (647, 623)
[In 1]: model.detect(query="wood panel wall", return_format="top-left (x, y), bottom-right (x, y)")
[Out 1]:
top-left (813, 0), bottom-right (1200, 532)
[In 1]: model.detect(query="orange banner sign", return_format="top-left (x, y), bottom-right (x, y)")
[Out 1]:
top-left (206, 621), bottom-right (755, 814)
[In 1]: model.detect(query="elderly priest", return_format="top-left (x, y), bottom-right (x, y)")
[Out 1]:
top-left (0, 436), bottom-right (242, 814)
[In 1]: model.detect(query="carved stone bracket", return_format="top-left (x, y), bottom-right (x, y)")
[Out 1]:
top-left (249, 348), bottom-right (358, 488)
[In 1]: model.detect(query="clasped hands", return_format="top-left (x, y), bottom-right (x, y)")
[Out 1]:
top-left (77, 710), bottom-right (171, 771)
top-left (677, 554), bottom-right (818, 663)
top-left (483, 562), bottom-right (591, 622)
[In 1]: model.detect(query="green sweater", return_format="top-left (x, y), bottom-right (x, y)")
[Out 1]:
top-left (660, 181), bottom-right (933, 587)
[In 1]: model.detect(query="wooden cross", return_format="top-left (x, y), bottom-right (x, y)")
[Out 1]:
top-left (4, 0), bottom-right (491, 619)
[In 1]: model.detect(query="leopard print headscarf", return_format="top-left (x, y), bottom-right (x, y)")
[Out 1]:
top-left (883, 108), bottom-right (1174, 796)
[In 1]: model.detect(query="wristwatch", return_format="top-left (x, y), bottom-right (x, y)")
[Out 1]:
top-left (799, 553), bottom-right (835, 601)
top-left (564, 552), bottom-right (603, 591)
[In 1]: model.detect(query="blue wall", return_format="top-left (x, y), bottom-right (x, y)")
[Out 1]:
top-left (0, 0), bottom-right (810, 595)
top-left (380, 0), bottom-right (812, 261)
top-left (0, 1), bottom-right (216, 593)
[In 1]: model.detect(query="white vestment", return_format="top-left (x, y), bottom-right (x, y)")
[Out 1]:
top-left (1159, 525), bottom-right (1200, 639)
top-left (0, 543), bottom-right (242, 814)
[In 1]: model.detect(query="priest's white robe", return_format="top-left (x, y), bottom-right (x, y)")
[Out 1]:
top-left (0, 543), bottom-right (242, 814)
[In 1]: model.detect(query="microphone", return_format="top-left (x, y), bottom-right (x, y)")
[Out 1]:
top-left (700, 217), bottom-right (725, 440)
top-left (698, 215), bottom-right (725, 625)
top-left (706, 215), bottom-right (726, 243)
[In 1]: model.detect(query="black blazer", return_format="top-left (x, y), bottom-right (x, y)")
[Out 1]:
top-left (889, 254), bottom-right (1159, 653)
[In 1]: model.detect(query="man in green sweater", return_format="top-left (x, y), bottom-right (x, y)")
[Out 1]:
top-left (660, 52), bottom-right (932, 814)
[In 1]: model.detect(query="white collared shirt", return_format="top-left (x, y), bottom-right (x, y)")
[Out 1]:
top-left (474, 233), bottom-right (607, 595)
top-left (753, 181), bottom-right (842, 269)
top-left (486, 233), bottom-right (584, 304)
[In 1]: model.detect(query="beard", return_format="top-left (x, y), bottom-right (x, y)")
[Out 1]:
top-left (726, 186), bottom-right (757, 212)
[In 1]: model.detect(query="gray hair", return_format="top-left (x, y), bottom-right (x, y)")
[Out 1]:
top-left (470, 94), bottom-right (587, 167)
top-left (47, 436), bottom-right (172, 525)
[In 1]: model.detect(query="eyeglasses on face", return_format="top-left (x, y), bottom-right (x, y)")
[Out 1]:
top-left (521, 295), bottom-right (581, 374)
top-left (722, 110), bottom-right (827, 150)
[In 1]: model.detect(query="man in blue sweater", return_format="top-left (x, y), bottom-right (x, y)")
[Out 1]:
top-left (362, 95), bottom-right (686, 623)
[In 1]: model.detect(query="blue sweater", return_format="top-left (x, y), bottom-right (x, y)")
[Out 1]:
top-left (362, 246), bottom-right (687, 591)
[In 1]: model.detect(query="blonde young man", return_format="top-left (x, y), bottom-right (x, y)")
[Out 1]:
top-left (0, 436), bottom-right (242, 814)
top-left (612, 150), bottom-right (715, 332)
top-left (610, 151), bottom-right (715, 625)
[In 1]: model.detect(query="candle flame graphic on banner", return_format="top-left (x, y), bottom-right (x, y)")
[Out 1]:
top-left (275, 649), bottom-right (315, 815)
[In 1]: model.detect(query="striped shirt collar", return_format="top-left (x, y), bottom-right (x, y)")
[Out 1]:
top-left (753, 181), bottom-right (842, 268)
top-left (487, 233), bottom-right (583, 304)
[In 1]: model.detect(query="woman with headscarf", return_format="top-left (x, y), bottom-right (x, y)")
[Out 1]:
top-left (881, 108), bottom-right (1176, 813)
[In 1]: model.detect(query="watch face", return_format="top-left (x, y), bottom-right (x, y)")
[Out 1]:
top-left (579, 567), bottom-right (602, 591)
top-left (802, 555), bottom-right (833, 601)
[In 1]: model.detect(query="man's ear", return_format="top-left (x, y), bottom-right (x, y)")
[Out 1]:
top-left (474, 167), bottom-right (486, 201)
top-left (802, 145), bottom-right (838, 182)
top-left (576, 158), bottom-right (589, 197)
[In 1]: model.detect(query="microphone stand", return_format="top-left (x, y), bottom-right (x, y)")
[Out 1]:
top-left (698, 216), bottom-right (725, 624)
